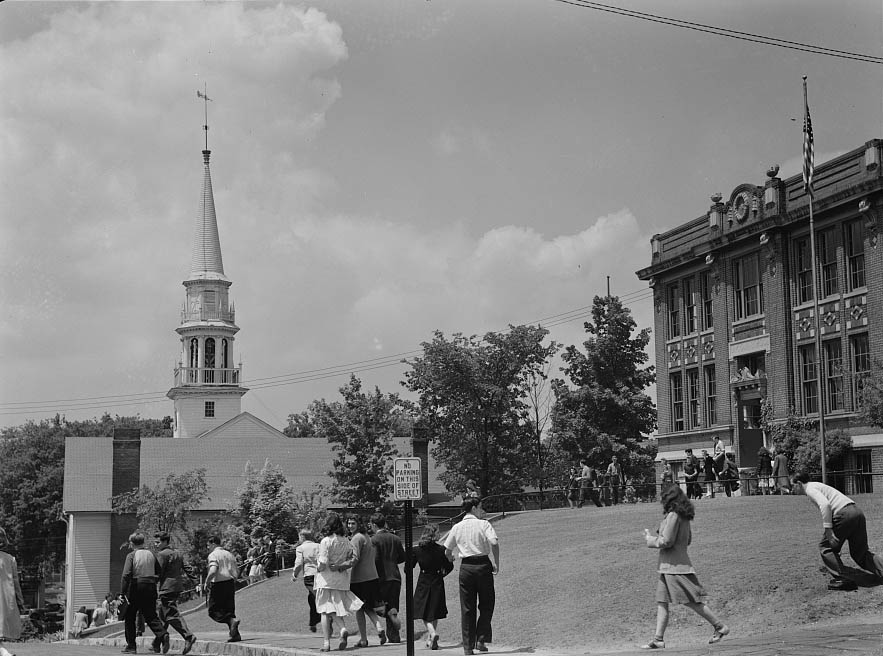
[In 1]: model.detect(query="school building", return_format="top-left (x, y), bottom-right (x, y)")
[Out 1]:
top-left (636, 139), bottom-right (883, 489)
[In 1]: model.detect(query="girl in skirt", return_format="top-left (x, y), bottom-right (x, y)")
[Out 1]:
top-left (641, 485), bottom-right (729, 649)
top-left (315, 513), bottom-right (363, 652)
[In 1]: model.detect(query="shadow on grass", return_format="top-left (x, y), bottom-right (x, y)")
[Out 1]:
top-left (840, 565), bottom-right (883, 588)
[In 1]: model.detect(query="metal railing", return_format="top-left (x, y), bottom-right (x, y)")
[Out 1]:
top-left (181, 308), bottom-right (235, 323)
top-left (173, 366), bottom-right (241, 386)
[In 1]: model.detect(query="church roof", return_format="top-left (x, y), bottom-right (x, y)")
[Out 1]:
top-left (189, 150), bottom-right (227, 281)
top-left (62, 421), bottom-right (447, 513)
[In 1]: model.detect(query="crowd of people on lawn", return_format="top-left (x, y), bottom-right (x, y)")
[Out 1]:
top-left (6, 446), bottom-right (883, 654)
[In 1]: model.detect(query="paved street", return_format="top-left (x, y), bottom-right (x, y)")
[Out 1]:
top-left (7, 620), bottom-right (883, 656)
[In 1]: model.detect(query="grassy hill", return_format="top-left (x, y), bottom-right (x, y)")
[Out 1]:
top-left (182, 494), bottom-right (883, 651)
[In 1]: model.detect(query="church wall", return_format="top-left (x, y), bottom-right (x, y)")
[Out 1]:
top-left (175, 396), bottom-right (241, 438)
top-left (67, 512), bottom-right (111, 630)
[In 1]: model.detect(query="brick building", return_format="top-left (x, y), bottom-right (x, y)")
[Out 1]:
top-left (636, 139), bottom-right (883, 489)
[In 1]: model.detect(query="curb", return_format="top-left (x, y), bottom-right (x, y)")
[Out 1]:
top-left (79, 635), bottom-right (313, 656)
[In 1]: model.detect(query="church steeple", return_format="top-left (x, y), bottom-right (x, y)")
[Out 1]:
top-left (190, 150), bottom-right (226, 280)
top-left (167, 136), bottom-right (247, 438)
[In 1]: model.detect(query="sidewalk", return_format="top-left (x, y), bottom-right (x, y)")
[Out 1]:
top-left (11, 620), bottom-right (883, 656)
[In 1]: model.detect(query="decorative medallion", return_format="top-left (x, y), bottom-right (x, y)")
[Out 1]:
top-left (823, 311), bottom-right (837, 327)
top-left (799, 316), bottom-right (813, 332)
top-left (851, 305), bottom-right (864, 321)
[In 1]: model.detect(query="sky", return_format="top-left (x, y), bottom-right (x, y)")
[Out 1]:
top-left (1, 0), bottom-right (881, 431)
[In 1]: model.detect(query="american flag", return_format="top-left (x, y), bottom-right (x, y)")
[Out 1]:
top-left (803, 80), bottom-right (814, 196)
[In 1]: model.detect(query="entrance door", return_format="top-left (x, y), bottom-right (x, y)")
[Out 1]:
top-left (738, 398), bottom-right (763, 466)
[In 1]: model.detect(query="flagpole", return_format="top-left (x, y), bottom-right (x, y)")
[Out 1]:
top-left (804, 75), bottom-right (827, 484)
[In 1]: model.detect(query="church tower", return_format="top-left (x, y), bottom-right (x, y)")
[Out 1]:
top-left (167, 143), bottom-right (248, 437)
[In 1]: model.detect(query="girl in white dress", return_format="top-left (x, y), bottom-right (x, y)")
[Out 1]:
top-left (315, 513), bottom-right (362, 652)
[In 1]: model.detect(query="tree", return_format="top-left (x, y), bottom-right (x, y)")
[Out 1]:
top-left (761, 401), bottom-right (852, 474)
top-left (405, 325), bottom-right (559, 498)
top-left (857, 362), bottom-right (883, 429)
top-left (283, 411), bottom-right (316, 438)
top-left (551, 295), bottom-right (657, 481)
top-left (111, 469), bottom-right (209, 536)
top-left (0, 414), bottom-right (173, 576)
top-left (308, 375), bottom-right (403, 508)
top-left (231, 460), bottom-right (299, 544)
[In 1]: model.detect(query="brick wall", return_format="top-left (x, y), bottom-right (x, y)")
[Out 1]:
top-left (110, 428), bottom-right (141, 594)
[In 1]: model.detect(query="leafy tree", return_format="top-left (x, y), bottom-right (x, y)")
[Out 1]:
top-left (111, 469), bottom-right (209, 536)
top-left (309, 375), bottom-right (403, 507)
top-left (0, 420), bottom-right (67, 576)
top-left (551, 295), bottom-right (657, 480)
top-left (405, 325), bottom-right (559, 498)
top-left (857, 361), bottom-right (883, 428)
top-left (283, 411), bottom-right (316, 438)
top-left (761, 401), bottom-right (852, 474)
top-left (231, 460), bottom-right (299, 544)
top-left (0, 414), bottom-right (172, 576)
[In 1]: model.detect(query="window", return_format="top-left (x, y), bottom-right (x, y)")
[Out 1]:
top-left (824, 339), bottom-right (843, 411)
top-left (855, 450), bottom-right (873, 494)
top-left (844, 220), bottom-right (866, 291)
top-left (204, 337), bottom-right (216, 383)
top-left (683, 279), bottom-right (696, 334)
top-left (851, 333), bottom-right (871, 408)
top-left (818, 229), bottom-right (838, 297)
top-left (687, 369), bottom-right (700, 428)
top-left (800, 345), bottom-right (818, 414)
top-left (668, 285), bottom-right (680, 339)
top-left (734, 254), bottom-right (763, 319)
top-left (704, 365), bottom-right (717, 425)
top-left (203, 289), bottom-right (217, 313)
top-left (700, 272), bottom-right (713, 329)
top-left (671, 372), bottom-right (684, 432)
top-left (204, 401), bottom-right (215, 418)
top-left (795, 237), bottom-right (813, 304)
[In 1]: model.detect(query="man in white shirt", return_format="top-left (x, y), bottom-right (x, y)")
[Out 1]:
top-left (791, 472), bottom-right (883, 590)
top-left (444, 498), bottom-right (499, 656)
top-left (204, 536), bottom-right (242, 642)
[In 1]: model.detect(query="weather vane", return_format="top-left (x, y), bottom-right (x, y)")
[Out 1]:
top-left (197, 84), bottom-right (213, 150)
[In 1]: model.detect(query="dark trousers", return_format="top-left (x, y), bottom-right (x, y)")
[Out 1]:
top-left (159, 591), bottom-right (193, 639)
top-left (208, 579), bottom-right (237, 626)
top-left (303, 576), bottom-right (320, 628)
top-left (379, 579), bottom-right (402, 641)
top-left (820, 504), bottom-right (883, 579)
top-left (578, 485), bottom-right (602, 508)
top-left (124, 580), bottom-right (166, 648)
top-left (459, 558), bottom-right (494, 649)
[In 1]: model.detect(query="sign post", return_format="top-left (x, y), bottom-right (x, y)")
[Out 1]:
top-left (394, 458), bottom-right (422, 656)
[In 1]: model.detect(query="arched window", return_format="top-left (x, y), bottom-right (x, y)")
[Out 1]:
top-left (205, 338), bottom-right (216, 368)
top-left (189, 338), bottom-right (199, 383)
top-left (222, 339), bottom-right (229, 369)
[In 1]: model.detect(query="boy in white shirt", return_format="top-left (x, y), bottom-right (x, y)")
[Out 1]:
top-left (791, 472), bottom-right (883, 590)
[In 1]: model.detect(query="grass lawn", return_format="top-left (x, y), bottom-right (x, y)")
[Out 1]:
top-left (182, 494), bottom-right (883, 651)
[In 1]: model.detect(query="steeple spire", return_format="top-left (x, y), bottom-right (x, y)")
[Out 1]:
top-left (189, 147), bottom-right (226, 280)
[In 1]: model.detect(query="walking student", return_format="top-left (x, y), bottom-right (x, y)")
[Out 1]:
top-left (577, 459), bottom-right (602, 508)
top-left (790, 472), bottom-right (883, 590)
top-left (371, 513), bottom-right (405, 643)
top-left (411, 524), bottom-right (454, 650)
top-left (120, 532), bottom-right (169, 654)
top-left (292, 529), bottom-right (321, 633)
top-left (640, 486), bottom-right (729, 649)
top-left (315, 513), bottom-right (361, 652)
top-left (204, 535), bottom-right (242, 643)
top-left (154, 532), bottom-right (197, 655)
top-left (443, 498), bottom-right (500, 656)
top-left (346, 515), bottom-right (386, 647)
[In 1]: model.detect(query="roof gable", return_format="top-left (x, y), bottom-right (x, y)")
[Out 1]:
top-left (195, 411), bottom-right (287, 440)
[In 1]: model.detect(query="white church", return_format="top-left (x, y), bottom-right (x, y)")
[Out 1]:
top-left (62, 138), bottom-right (444, 633)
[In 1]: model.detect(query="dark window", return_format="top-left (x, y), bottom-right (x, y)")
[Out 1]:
top-left (818, 229), bottom-right (839, 297)
top-left (795, 237), bottom-right (813, 304)
top-left (205, 401), bottom-right (215, 418)
top-left (700, 272), bottom-right (713, 329)
top-left (851, 333), bottom-right (871, 408)
top-left (687, 369), bottom-right (700, 428)
top-left (855, 450), bottom-right (873, 494)
top-left (668, 285), bottom-right (680, 339)
top-left (734, 254), bottom-right (763, 319)
top-left (683, 279), bottom-right (696, 334)
top-left (844, 220), bottom-right (866, 291)
top-left (800, 345), bottom-right (818, 414)
top-left (704, 365), bottom-right (716, 426)
top-left (204, 338), bottom-right (216, 383)
top-left (824, 339), bottom-right (843, 411)
top-left (671, 372), bottom-right (684, 432)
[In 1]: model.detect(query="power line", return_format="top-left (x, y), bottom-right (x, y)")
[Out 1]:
top-left (0, 289), bottom-right (653, 416)
top-left (553, 0), bottom-right (883, 65)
